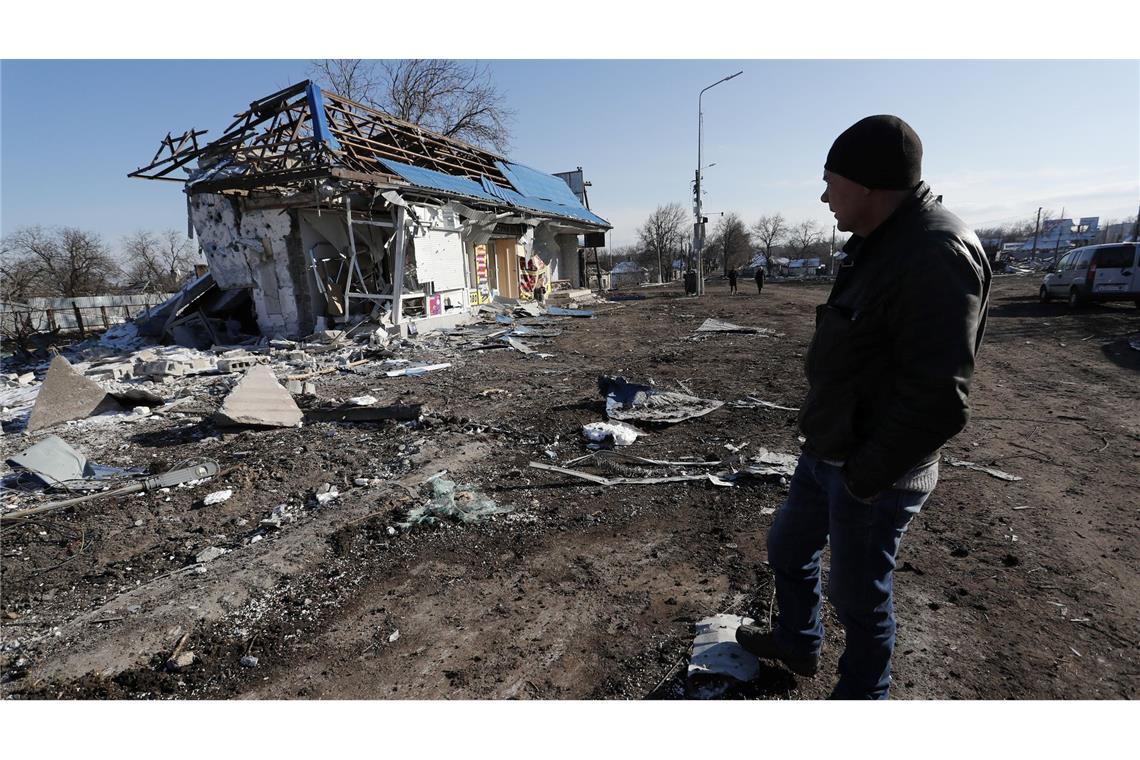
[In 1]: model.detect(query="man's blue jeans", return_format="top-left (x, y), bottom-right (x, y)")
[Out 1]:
top-left (767, 450), bottom-right (930, 699)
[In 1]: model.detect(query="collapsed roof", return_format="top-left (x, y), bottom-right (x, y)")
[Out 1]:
top-left (129, 80), bottom-right (610, 230)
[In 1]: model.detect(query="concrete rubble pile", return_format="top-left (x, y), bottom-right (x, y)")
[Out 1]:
top-left (0, 293), bottom-right (612, 521)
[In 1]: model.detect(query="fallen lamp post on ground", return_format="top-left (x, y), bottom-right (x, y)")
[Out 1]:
top-left (0, 460), bottom-right (220, 524)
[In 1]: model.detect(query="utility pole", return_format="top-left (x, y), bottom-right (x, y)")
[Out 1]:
top-left (1030, 207), bottom-right (1042, 264)
top-left (694, 70), bottom-right (742, 295)
top-left (830, 225), bottom-right (836, 275)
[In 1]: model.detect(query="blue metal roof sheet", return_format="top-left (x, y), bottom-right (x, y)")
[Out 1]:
top-left (379, 158), bottom-right (609, 228)
top-left (377, 159), bottom-right (491, 202)
top-left (497, 161), bottom-right (583, 207)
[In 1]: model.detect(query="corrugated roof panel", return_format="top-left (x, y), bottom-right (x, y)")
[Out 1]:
top-left (379, 158), bottom-right (609, 228)
top-left (480, 176), bottom-right (515, 203)
top-left (496, 161), bottom-right (584, 207)
top-left (378, 159), bottom-right (493, 202)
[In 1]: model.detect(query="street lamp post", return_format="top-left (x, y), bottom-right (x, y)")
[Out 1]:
top-left (694, 70), bottom-right (742, 295)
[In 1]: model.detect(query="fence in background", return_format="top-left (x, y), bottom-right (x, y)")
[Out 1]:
top-left (0, 293), bottom-right (174, 337)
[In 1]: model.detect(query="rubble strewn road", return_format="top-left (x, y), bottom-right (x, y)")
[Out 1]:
top-left (2, 275), bottom-right (1137, 699)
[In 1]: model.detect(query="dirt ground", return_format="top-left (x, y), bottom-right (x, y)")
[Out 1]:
top-left (2, 274), bottom-right (1137, 700)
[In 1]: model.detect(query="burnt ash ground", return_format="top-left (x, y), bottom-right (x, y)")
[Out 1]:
top-left (1, 275), bottom-right (1137, 699)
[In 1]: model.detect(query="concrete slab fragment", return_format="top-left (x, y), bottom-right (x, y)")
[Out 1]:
top-left (26, 356), bottom-right (123, 433)
top-left (214, 366), bottom-right (302, 428)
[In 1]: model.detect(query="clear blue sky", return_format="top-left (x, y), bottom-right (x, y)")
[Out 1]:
top-left (2, 59), bottom-right (1137, 254)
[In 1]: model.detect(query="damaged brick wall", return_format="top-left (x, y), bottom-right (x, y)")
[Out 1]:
top-left (189, 193), bottom-right (301, 337)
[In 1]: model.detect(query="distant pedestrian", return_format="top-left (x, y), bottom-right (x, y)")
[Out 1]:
top-left (727, 268), bottom-right (738, 294)
top-left (754, 266), bottom-right (765, 294)
top-left (735, 114), bottom-right (992, 699)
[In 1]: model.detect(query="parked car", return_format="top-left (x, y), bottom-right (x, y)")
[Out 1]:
top-left (1039, 242), bottom-right (1139, 308)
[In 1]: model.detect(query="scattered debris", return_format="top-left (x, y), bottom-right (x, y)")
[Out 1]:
top-left (201, 489), bottom-right (233, 506)
top-left (582, 420), bottom-right (645, 447)
top-left (314, 484), bottom-right (340, 505)
top-left (303, 403), bottom-right (423, 423)
top-left (399, 478), bottom-right (512, 528)
top-left (385, 363), bottom-right (451, 378)
top-left (730, 396), bottom-right (800, 412)
top-left (688, 614), bottom-right (760, 686)
top-left (347, 395), bottom-right (379, 406)
top-left (195, 546), bottom-right (227, 564)
top-left (546, 306), bottom-right (594, 318)
top-left (724, 448), bottom-right (799, 480)
top-left (137, 355), bottom-right (216, 379)
top-left (164, 632), bottom-right (193, 672)
top-left (944, 457), bottom-right (1023, 482)
top-left (260, 503), bottom-right (297, 530)
top-left (505, 337), bottom-right (535, 354)
top-left (1, 460), bottom-right (220, 523)
top-left (564, 451), bottom-right (721, 469)
top-left (239, 655), bottom-right (259, 668)
top-left (528, 461), bottom-right (731, 488)
top-left (531, 444), bottom-right (796, 490)
top-left (214, 366), bottom-right (303, 428)
top-left (6, 434), bottom-right (106, 488)
top-left (695, 318), bottom-right (768, 334)
top-left (168, 651), bottom-right (196, 671)
top-left (599, 375), bottom-right (724, 425)
top-left (25, 355), bottom-right (123, 432)
top-left (510, 325), bottom-right (562, 338)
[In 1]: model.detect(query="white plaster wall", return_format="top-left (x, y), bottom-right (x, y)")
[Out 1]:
top-left (557, 234), bottom-right (581, 286)
top-left (410, 205), bottom-right (466, 293)
top-left (531, 223), bottom-right (559, 279)
top-left (189, 194), bottom-right (255, 289)
top-left (240, 207), bottom-right (297, 337)
top-left (188, 194), bottom-right (299, 337)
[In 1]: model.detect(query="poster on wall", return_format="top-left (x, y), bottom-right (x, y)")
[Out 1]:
top-left (474, 244), bottom-right (490, 298)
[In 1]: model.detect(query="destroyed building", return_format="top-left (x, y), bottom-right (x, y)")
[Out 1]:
top-left (130, 81), bottom-right (610, 339)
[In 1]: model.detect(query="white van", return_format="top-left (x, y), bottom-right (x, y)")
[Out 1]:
top-left (1039, 242), bottom-right (1139, 308)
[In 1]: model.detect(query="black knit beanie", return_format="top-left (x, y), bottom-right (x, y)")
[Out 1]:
top-left (824, 115), bottom-right (922, 190)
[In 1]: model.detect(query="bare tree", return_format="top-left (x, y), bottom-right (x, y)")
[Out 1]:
top-left (0, 242), bottom-right (44, 304)
top-left (309, 59), bottom-right (514, 153)
top-left (711, 213), bottom-right (751, 275)
top-left (789, 220), bottom-right (823, 260)
top-left (605, 245), bottom-right (639, 271)
top-left (751, 213), bottom-right (787, 275)
top-left (638, 203), bottom-right (687, 283)
top-left (2, 226), bottom-right (120, 299)
top-left (307, 59), bottom-right (386, 106)
top-left (123, 229), bottom-right (199, 293)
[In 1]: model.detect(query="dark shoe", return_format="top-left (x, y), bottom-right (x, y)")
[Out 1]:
top-left (735, 624), bottom-right (819, 677)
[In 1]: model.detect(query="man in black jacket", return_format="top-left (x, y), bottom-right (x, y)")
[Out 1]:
top-left (736, 115), bottom-right (992, 699)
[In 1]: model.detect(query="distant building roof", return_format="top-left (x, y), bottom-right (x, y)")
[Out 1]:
top-left (611, 260), bottom-right (646, 274)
